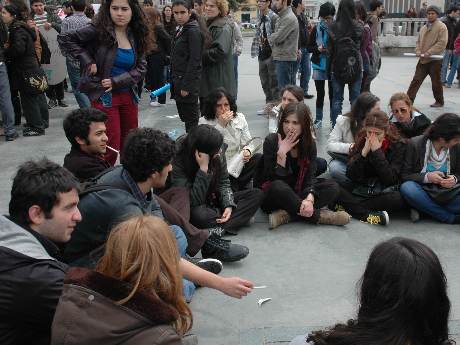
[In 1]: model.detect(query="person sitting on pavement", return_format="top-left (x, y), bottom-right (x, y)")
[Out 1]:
top-left (345, 111), bottom-right (408, 221)
top-left (0, 159), bottom-right (81, 345)
top-left (52, 215), bottom-right (196, 345)
top-left (63, 128), bottom-right (253, 301)
top-left (63, 108), bottom-right (111, 182)
top-left (327, 92), bottom-right (380, 189)
top-left (400, 113), bottom-right (460, 224)
top-left (289, 237), bottom-right (452, 345)
top-left (256, 102), bottom-right (351, 229)
top-left (388, 92), bottom-right (431, 139)
top-left (199, 87), bottom-right (262, 192)
top-left (171, 124), bottom-right (264, 236)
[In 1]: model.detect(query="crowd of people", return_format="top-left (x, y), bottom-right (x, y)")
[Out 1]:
top-left (1, 0), bottom-right (460, 343)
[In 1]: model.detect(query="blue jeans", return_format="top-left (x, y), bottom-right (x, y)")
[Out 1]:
top-left (329, 159), bottom-right (353, 189)
top-left (0, 63), bottom-right (16, 136)
top-left (441, 50), bottom-right (454, 83)
top-left (233, 54), bottom-right (238, 98)
top-left (66, 59), bottom-right (90, 108)
top-left (400, 181), bottom-right (460, 224)
top-left (170, 225), bottom-right (196, 302)
top-left (298, 48), bottom-right (311, 95)
top-left (446, 54), bottom-right (460, 86)
top-left (331, 74), bottom-right (362, 127)
top-left (274, 60), bottom-right (297, 89)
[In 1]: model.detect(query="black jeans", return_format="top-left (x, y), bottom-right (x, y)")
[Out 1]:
top-left (45, 81), bottom-right (65, 101)
top-left (261, 178), bottom-right (340, 223)
top-left (229, 153), bottom-right (262, 192)
top-left (11, 89), bottom-right (22, 125)
top-left (314, 80), bottom-right (333, 122)
top-left (176, 101), bottom-right (199, 132)
top-left (21, 91), bottom-right (49, 130)
top-left (315, 157), bottom-right (327, 177)
top-left (145, 53), bottom-right (166, 104)
top-left (190, 188), bottom-right (264, 234)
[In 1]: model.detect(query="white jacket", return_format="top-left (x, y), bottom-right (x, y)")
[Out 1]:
top-left (326, 115), bottom-right (355, 154)
top-left (199, 113), bottom-right (258, 163)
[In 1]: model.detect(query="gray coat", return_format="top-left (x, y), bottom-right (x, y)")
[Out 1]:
top-left (268, 7), bottom-right (299, 62)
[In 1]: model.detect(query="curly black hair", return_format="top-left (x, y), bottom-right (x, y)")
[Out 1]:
top-left (9, 158), bottom-right (79, 226)
top-left (426, 113), bottom-right (460, 142)
top-left (63, 108), bottom-right (108, 148)
top-left (202, 87), bottom-right (237, 120)
top-left (121, 128), bottom-right (175, 182)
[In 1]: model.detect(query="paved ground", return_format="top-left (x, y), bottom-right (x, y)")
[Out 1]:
top-left (1, 38), bottom-right (460, 344)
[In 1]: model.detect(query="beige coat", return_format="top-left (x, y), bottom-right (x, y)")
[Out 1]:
top-left (416, 19), bottom-right (448, 64)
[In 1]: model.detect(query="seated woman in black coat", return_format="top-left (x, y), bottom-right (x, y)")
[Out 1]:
top-left (171, 124), bottom-right (263, 237)
top-left (389, 92), bottom-right (431, 138)
top-left (257, 102), bottom-right (350, 229)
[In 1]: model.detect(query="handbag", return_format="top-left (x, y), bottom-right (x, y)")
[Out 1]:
top-left (21, 67), bottom-right (48, 95)
top-left (422, 183), bottom-right (460, 205)
top-left (227, 137), bottom-right (263, 178)
top-left (352, 178), bottom-right (399, 198)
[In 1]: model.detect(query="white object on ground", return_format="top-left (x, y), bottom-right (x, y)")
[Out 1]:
top-left (253, 286), bottom-right (267, 289)
top-left (403, 53), bottom-right (443, 60)
top-left (258, 298), bottom-right (272, 306)
top-left (166, 115), bottom-right (180, 119)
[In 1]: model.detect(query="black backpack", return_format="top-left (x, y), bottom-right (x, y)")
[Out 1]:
top-left (333, 35), bottom-right (362, 84)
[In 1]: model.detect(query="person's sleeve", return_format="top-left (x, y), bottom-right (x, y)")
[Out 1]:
top-left (57, 24), bottom-right (98, 67)
top-left (151, 327), bottom-right (183, 345)
top-left (111, 53), bottom-right (147, 90)
top-left (269, 15), bottom-right (296, 46)
top-left (234, 22), bottom-right (243, 55)
top-left (49, 12), bottom-right (62, 33)
top-left (346, 153), bottom-right (368, 183)
top-left (182, 28), bottom-right (203, 93)
top-left (218, 154), bottom-right (236, 209)
top-left (203, 26), bottom-right (231, 65)
top-left (367, 142), bottom-right (407, 186)
top-left (302, 143), bottom-right (317, 195)
top-left (426, 23), bottom-right (448, 56)
top-left (326, 119), bottom-right (353, 154)
top-left (401, 140), bottom-right (426, 183)
top-left (5, 30), bottom-right (27, 58)
top-left (415, 28), bottom-right (422, 55)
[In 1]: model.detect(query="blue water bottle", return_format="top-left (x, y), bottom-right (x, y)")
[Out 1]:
top-left (150, 83), bottom-right (171, 98)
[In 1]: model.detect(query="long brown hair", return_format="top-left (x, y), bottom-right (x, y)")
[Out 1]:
top-left (96, 215), bottom-right (192, 335)
top-left (143, 7), bottom-right (160, 52)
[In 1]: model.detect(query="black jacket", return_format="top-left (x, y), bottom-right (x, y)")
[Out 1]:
top-left (63, 147), bottom-right (111, 182)
top-left (442, 15), bottom-right (458, 50)
top-left (171, 18), bottom-right (203, 102)
top-left (297, 12), bottom-right (309, 49)
top-left (0, 216), bottom-right (67, 345)
top-left (347, 140), bottom-right (407, 187)
top-left (0, 19), bottom-right (7, 62)
top-left (390, 111), bottom-right (431, 139)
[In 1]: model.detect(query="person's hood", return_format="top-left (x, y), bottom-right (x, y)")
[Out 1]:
top-left (390, 110), bottom-right (424, 123)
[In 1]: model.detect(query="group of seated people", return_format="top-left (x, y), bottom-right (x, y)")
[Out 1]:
top-left (1, 84), bottom-right (459, 344)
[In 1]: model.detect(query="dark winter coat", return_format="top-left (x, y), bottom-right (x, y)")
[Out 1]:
top-left (297, 12), bottom-right (309, 49)
top-left (389, 110), bottom-right (431, 139)
top-left (63, 147), bottom-right (111, 182)
top-left (0, 216), bottom-right (67, 345)
top-left (346, 140), bottom-right (407, 187)
top-left (442, 15), bottom-right (458, 50)
top-left (329, 20), bottom-right (363, 72)
top-left (200, 16), bottom-right (235, 99)
top-left (57, 23), bottom-right (147, 101)
top-left (0, 19), bottom-right (7, 62)
top-left (51, 267), bottom-right (183, 345)
top-left (401, 135), bottom-right (460, 183)
top-left (4, 20), bottom-right (41, 91)
top-left (171, 19), bottom-right (203, 102)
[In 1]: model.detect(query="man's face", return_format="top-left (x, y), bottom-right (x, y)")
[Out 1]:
top-left (32, 2), bottom-right (45, 15)
top-left (271, 0), bottom-right (284, 12)
top-left (151, 163), bottom-right (173, 188)
top-left (451, 9), bottom-right (460, 18)
top-left (377, 5), bottom-right (384, 15)
top-left (37, 189), bottom-right (82, 243)
top-left (427, 10), bottom-right (437, 22)
top-left (258, 0), bottom-right (269, 11)
top-left (77, 122), bottom-right (108, 155)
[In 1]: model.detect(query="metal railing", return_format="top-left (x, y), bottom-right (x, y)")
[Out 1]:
top-left (379, 18), bottom-right (427, 36)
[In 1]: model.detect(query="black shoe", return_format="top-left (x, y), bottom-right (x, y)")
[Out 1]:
top-left (58, 100), bottom-right (69, 107)
top-left (364, 211), bottom-right (389, 226)
top-left (48, 99), bottom-right (57, 109)
top-left (187, 256), bottom-right (223, 275)
top-left (304, 94), bottom-right (315, 99)
top-left (201, 234), bottom-right (249, 262)
top-left (5, 132), bottom-right (19, 141)
top-left (23, 128), bottom-right (44, 136)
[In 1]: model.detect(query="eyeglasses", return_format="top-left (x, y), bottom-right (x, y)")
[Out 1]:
top-left (392, 107), bottom-right (409, 114)
top-left (257, 0), bottom-right (268, 3)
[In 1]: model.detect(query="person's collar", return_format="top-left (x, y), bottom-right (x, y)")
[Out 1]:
top-left (71, 146), bottom-right (105, 160)
top-left (120, 168), bottom-right (152, 208)
top-left (72, 11), bottom-right (86, 16)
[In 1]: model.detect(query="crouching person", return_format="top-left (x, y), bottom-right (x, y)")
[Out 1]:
top-left (400, 113), bottom-right (460, 223)
top-left (52, 216), bottom-right (196, 345)
top-left (0, 159), bottom-right (81, 345)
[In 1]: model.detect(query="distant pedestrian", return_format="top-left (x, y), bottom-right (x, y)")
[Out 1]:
top-left (419, 2), bottom-right (427, 18)
top-left (440, 6), bottom-right (460, 86)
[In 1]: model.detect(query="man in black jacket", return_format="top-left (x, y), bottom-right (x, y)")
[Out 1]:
top-left (0, 18), bottom-right (18, 141)
top-left (0, 159), bottom-right (81, 345)
top-left (441, 5), bottom-right (460, 85)
top-left (63, 108), bottom-right (111, 182)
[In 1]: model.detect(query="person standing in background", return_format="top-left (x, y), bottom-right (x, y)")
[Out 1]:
top-left (228, 11), bottom-right (243, 99)
top-left (440, 6), bottom-right (460, 86)
top-left (419, 2), bottom-right (427, 18)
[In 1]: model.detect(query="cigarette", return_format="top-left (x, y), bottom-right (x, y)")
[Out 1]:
top-left (107, 145), bottom-right (119, 154)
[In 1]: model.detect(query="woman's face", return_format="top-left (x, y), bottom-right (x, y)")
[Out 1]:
top-left (215, 96), bottom-right (230, 117)
top-left (1, 9), bottom-right (14, 24)
top-left (110, 0), bottom-right (132, 28)
top-left (205, 0), bottom-right (220, 19)
top-left (365, 126), bottom-right (385, 141)
top-left (390, 99), bottom-right (412, 124)
top-left (369, 101), bottom-right (380, 114)
top-left (282, 113), bottom-right (302, 139)
top-left (281, 90), bottom-right (299, 109)
top-left (164, 6), bottom-right (172, 19)
top-left (173, 4), bottom-right (191, 25)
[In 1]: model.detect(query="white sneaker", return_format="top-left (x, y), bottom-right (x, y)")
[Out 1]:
top-left (150, 101), bottom-right (163, 107)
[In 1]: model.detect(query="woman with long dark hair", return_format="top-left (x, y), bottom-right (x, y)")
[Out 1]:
top-left (58, 0), bottom-right (151, 165)
top-left (355, 1), bottom-right (372, 93)
top-left (162, 5), bottom-right (176, 36)
top-left (257, 102), bottom-right (351, 229)
top-left (327, 92), bottom-right (380, 188)
top-left (171, 124), bottom-right (264, 236)
top-left (401, 113), bottom-right (460, 224)
top-left (389, 92), bottom-right (431, 138)
top-left (290, 237), bottom-right (452, 345)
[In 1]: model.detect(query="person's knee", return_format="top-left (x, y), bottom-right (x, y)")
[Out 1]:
top-left (190, 205), bottom-right (215, 228)
top-left (400, 181), bottom-right (419, 198)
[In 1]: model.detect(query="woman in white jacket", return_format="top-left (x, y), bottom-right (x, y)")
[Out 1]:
top-left (327, 92), bottom-right (380, 188)
top-left (199, 87), bottom-right (262, 191)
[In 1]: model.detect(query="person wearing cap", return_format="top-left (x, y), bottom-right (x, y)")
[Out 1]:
top-left (407, 5), bottom-right (448, 108)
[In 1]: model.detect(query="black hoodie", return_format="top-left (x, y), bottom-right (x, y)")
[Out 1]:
top-left (0, 19), bottom-right (7, 62)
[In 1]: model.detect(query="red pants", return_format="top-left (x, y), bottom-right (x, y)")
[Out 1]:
top-left (92, 92), bottom-right (138, 165)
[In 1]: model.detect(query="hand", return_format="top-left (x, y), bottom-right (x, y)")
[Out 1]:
top-left (298, 198), bottom-right (314, 218)
top-left (88, 63), bottom-right (97, 75)
top-left (277, 132), bottom-right (299, 156)
top-left (216, 207), bottom-right (232, 223)
top-left (242, 149), bottom-right (251, 163)
top-left (440, 175), bottom-right (457, 188)
top-left (361, 137), bottom-right (371, 157)
top-left (369, 133), bottom-right (383, 152)
top-left (44, 22), bottom-right (52, 30)
top-left (101, 79), bottom-right (112, 92)
top-left (426, 171), bottom-right (445, 185)
top-left (4, 43), bottom-right (9, 49)
top-left (217, 276), bottom-right (253, 299)
top-left (217, 110), bottom-right (233, 127)
top-left (424, 52), bottom-right (431, 57)
top-left (195, 150), bottom-right (210, 173)
top-left (180, 90), bottom-right (189, 97)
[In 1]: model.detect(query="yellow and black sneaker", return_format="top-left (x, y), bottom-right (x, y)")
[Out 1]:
top-left (365, 211), bottom-right (389, 226)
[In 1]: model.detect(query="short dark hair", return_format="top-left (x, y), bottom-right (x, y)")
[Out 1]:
top-left (30, 0), bottom-right (45, 5)
top-left (447, 5), bottom-right (459, 14)
top-left (292, 0), bottom-right (301, 8)
top-left (63, 108), bottom-right (108, 148)
top-left (369, 0), bottom-right (382, 11)
top-left (280, 84), bottom-right (304, 103)
top-left (426, 113), bottom-right (460, 142)
top-left (143, 0), bottom-right (153, 5)
top-left (9, 159), bottom-right (79, 226)
top-left (121, 128), bottom-right (176, 182)
top-left (202, 87), bottom-right (237, 120)
top-left (71, 0), bottom-right (86, 11)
